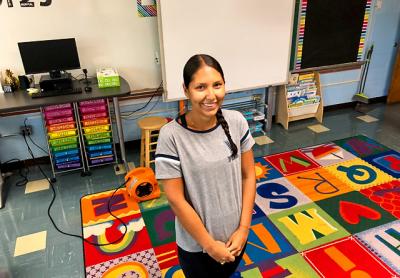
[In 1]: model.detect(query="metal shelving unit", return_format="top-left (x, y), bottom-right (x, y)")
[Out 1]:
top-left (76, 98), bottom-right (118, 173)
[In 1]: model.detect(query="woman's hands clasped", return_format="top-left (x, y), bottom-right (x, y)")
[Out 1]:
top-left (205, 225), bottom-right (249, 264)
top-left (205, 240), bottom-right (235, 265)
top-left (225, 226), bottom-right (249, 257)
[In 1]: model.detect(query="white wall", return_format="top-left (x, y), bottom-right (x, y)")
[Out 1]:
top-left (0, 0), bottom-right (162, 90)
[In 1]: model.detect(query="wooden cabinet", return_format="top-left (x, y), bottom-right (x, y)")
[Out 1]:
top-left (388, 47), bottom-right (400, 104)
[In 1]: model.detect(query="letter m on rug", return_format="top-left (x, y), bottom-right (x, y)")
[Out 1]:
top-left (91, 194), bottom-right (127, 217)
top-left (278, 208), bottom-right (337, 245)
top-left (375, 227), bottom-right (400, 256)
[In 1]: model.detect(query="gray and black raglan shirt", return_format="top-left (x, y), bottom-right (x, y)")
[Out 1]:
top-left (155, 109), bottom-right (255, 252)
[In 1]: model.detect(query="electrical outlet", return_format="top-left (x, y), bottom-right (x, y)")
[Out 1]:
top-left (155, 51), bottom-right (160, 64)
top-left (20, 125), bottom-right (33, 136)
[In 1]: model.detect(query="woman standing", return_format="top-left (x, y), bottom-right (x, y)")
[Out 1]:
top-left (155, 54), bottom-right (256, 277)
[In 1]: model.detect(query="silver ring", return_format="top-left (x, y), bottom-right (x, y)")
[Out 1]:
top-left (220, 261), bottom-right (225, 265)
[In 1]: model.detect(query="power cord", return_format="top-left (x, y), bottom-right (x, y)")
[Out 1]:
top-left (120, 81), bottom-right (163, 118)
top-left (1, 158), bottom-right (29, 187)
top-left (122, 94), bottom-right (162, 122)
top-left (22, 124), bottom-right (130, 246)
top-left (27, 135), bottom-right (48, 155)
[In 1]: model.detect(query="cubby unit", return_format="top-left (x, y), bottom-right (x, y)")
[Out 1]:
top-left (276, 72), bottom-right (323, 130)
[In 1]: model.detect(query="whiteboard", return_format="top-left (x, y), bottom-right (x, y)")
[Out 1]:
top-left (0, 0), bottom-right (161, 91)
top-left (157, 0), bottom-right (295, 101)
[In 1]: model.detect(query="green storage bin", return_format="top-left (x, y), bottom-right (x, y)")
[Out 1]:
top-left (49, 136), bottom-right (78, 147)
top-left (52, 143), bottom-right (78, 152)
top-left (86, 137), bottom-right (112, 145)
top-left (84, 131), bottom-right (112, 140)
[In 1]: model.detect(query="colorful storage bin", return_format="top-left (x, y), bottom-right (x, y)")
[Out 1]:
top-left (82, 118), bottom-right (109, 127)
top-left (43, 103), bottom-right (84, 174)
top-left (47, 122), bottom-right (75, 132)
top-left (83, 124), bottom-right (110, 134)
top-left (78, 98), bottom-right (115, 168)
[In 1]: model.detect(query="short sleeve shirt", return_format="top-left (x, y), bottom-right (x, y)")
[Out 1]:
top-left (155, 109), bottom-right (255, 252)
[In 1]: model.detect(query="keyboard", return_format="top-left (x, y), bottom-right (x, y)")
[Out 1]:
top-left (31, 87), bottom-right (82, 98)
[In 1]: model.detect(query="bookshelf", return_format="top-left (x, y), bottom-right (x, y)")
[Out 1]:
top-left (276, 72), bottom-right (323, 130)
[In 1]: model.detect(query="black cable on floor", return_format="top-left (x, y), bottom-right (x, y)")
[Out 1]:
top-left (1, 158), bottom-right (29, 187)
top-left (22, 126), bottom-right (130, 246)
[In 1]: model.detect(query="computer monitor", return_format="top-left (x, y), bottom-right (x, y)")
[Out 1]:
top-left (18, 38), bottom-right (80, 79)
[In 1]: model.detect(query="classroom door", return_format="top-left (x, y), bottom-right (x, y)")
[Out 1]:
top-left (387, 47), bottom-right (400, 103)
top-left (364, 0), bottom-right (400, 98)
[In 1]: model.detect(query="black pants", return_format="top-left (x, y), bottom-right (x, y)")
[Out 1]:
top-left (177, 244), bottom-right (246, 278)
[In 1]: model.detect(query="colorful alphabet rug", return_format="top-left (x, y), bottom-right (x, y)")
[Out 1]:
top-left (81, 135), bottom-right (400, 277)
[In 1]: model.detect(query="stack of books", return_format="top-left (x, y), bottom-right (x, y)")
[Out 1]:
top-left (286, 73), bottom-right (320, 109)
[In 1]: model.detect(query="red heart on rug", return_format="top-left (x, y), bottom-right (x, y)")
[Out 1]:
top-left (339, 201), bottom-right (381, 224)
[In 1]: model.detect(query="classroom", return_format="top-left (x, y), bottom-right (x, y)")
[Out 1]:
top-left (0, 0), bottom-right (399, 277)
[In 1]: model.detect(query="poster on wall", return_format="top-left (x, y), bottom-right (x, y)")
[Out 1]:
top-left (0, 0), bottom-right (52, 7)
top-left (137, 0), bottom-right (157, 17)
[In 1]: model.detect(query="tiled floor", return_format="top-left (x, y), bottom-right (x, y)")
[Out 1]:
top-left (0, 102), bottom-right (399, 277)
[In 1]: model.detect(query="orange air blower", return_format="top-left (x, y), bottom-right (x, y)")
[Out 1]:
top-left (125, 167), bottom-right (160, 202)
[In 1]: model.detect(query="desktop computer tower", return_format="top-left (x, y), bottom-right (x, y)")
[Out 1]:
top-left (39, 73), bottom-right (72, 92)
